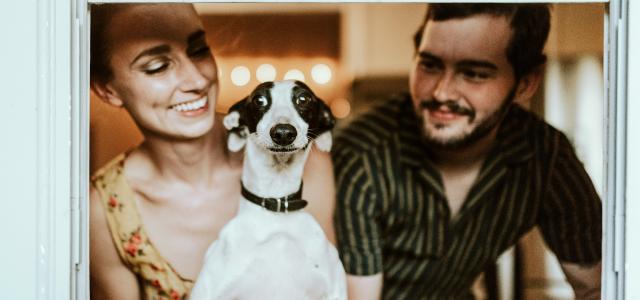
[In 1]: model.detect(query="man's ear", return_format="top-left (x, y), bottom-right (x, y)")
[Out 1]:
top-left (514, 66), bottom-right (544, 106)
top-left (90, 81), bottom-right (124, 107)
top-left (223, 98), bottom-right (249, 152)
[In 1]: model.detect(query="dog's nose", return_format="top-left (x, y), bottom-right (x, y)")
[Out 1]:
top-left (270, 124), bottom-right (297, 146)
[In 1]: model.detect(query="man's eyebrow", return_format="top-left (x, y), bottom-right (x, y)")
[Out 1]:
top-left (418, 52), bottom-right (443, 64)
top-left (457, 59), bottom-right (498, 70)
top-left (187, 30), bottom-right (206, 44)
top-left (130, 45), bottom-right (171, 67)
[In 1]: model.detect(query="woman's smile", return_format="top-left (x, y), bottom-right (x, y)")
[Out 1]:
top-left (169, 96), bottom-right (210, 117)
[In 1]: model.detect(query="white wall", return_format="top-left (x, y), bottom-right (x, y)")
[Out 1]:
top-left (0, 0), bottom-right (39, 296)
top-left (0, 0), bottom-right (73, 299)
top-left (342, 4), bottom-right (425, 78)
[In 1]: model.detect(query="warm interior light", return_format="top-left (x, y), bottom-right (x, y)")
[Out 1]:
top-left (256, 64), bottom-right (277, 82)
top-left (231, 66), bottom-right (251, 86)
top-left (311, 64), bottom-right (332, 84)
top-left (284, 69), bottom-right (305, 82)
top-left (330, 98), bottom-right (351, 119)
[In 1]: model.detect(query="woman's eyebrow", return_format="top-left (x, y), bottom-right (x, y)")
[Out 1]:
top-left (130, 45), bottom-right (171, 67)
top-left (187, 29), bottom-right (206, 44)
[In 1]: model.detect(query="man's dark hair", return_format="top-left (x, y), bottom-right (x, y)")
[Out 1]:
top-left (413, 4), bottom-right (551, 80)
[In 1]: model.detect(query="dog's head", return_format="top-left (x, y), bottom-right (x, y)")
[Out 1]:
top-left (223, 80), bottom-right (335, 153)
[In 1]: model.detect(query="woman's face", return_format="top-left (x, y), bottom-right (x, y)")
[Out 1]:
top-left (101, 4), bottom-right (218, 140)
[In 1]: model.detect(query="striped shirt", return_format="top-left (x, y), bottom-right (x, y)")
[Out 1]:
top-left (332, 94), bottom-right (602, 299)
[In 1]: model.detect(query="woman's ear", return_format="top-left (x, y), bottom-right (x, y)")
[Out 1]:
top-left (514, 66), bottom-right (544, 105)
top-left (90, 81), bottom-right (124, 107)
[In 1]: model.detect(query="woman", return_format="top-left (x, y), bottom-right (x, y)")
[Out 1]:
top-left (89, 4), bottom-right (336, 299)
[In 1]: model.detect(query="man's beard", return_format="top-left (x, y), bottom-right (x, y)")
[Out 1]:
top-left (417, 88), bottom-right (516, 150)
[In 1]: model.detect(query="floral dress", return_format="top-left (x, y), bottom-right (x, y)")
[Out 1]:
top-left (91, 153), bottom-right (194, 300)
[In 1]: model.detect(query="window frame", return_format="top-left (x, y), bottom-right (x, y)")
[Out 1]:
top-left (55, 0), bottom-right (630, 299)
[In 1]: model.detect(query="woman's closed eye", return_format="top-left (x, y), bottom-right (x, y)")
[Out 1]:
top-left (142, 59), bottom-right (170, 75)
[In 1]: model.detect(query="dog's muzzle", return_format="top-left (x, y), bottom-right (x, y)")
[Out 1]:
top-left (270, 124), bottom-right (297, 146)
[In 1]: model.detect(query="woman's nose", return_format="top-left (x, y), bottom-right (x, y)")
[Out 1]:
top-left (178, 59), bottom-right (210, 93)
top-left (432, 72), bottom-right (460, 102)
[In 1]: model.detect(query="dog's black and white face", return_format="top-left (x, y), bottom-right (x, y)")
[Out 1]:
top-left (223, 80), bottom-right (335, 153)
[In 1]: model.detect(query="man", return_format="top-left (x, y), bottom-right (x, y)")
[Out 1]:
top-left (333, 4), bottom-right (602, 299)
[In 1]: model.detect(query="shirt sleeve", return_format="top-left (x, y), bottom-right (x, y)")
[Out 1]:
top-left (332, 146), bottom-right (383, 275)
top-left (538, 132), bottom-right (602, 264)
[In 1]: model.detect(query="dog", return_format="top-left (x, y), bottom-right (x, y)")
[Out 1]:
top-left (189, 80), bottom-right (347, 300)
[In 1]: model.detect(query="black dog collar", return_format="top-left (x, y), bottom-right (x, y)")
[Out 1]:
top-left (241, 182), bottom-right (307, 213)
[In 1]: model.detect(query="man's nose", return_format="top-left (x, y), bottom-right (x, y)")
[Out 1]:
top-left (432, 72), bottom-right (460, 102)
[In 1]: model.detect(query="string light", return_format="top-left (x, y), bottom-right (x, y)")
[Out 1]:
top-left (231, 66), bottom-right (251, 86)
top-left (330, 98), bottom-right (351, 119)
top-left (284, 69), bottom-right (305, 82)
top-left (311, 64), bottom-right (332, 84)
top-left (256, 64), bottom-right (277, 82)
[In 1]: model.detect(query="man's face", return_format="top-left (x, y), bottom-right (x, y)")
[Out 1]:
top-left (409, 15), bottom-right (517, 149)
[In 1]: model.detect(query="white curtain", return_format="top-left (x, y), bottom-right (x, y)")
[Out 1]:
top-left (545, 55), bottom-right (604, 194)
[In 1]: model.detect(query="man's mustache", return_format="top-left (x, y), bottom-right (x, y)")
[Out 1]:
top-left (419, 100), bottom-right (475, 117)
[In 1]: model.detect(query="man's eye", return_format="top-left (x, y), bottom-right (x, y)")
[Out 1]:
top-left (253, 95), bottom-right (268, 107)
top-left (463, 69), bottom-right (490, 81)
top-left (419, 61), bottom-right (441, 73)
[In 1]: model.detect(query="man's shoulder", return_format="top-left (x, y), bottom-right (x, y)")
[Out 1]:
top-left (334, 96), bottom-right (408, 154)
top-left (507, 105), bottom-right (574, 153)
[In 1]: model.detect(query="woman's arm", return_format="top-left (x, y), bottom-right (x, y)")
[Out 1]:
top-left (302, 147), bottom-right (337, 244)
top-left (90, 187), bottom-right (141, 300)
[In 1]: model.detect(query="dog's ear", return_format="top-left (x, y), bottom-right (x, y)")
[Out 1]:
top-left (224, 98), bottom-right (249, 152)
top-left (317, 99), bottom-right (336, 133)
top-left (314, 131), bottom-right (332, 152)
top-left (313, 98), bottom-right (335, 152)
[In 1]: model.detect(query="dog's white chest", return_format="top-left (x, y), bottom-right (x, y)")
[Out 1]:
top-left (189, 205), bottom-right (346, 300)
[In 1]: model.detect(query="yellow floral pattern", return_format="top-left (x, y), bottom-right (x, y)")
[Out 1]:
top-left (92, 153), bottom-right (194, 300)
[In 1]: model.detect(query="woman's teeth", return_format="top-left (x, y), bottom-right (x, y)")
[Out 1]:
top-left (171, 97), bottom-right (207, 112)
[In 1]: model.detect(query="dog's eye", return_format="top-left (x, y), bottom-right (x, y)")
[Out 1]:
top-left (253, 95), bottom-right (268, 107)
top-left (296, 94), bottom-right (312, 107)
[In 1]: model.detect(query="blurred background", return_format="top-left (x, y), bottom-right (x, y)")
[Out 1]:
top-left (90, 3), bottom-right (604, 299)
